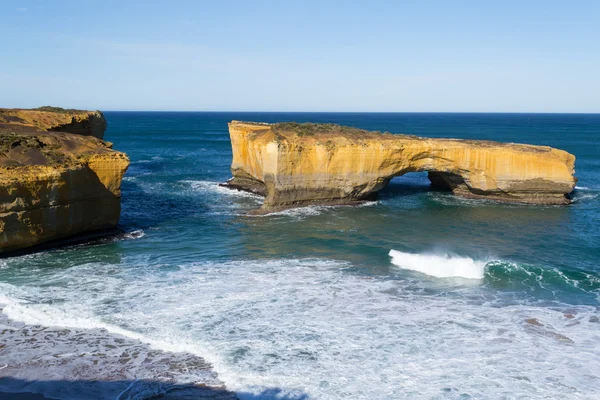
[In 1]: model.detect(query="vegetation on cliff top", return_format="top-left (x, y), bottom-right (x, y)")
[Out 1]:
top-left (33, 106), bottom-right (86, 114)
top-left (0, 126), bottom-right (113, 169)
top-left (272, 122), bottom-right (392, 138)
top-left (0, 132), bottom-right (72, 167)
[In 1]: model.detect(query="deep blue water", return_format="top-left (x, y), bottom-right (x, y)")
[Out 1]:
top-left (1, 113), bottom-right (599, 399)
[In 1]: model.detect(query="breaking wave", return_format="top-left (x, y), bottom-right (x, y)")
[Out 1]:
top-left (388, 250), bottom-right (486, 279)
top-left (486, 260), bottom-right (600, 296)
top-left (1, 255), bottom-right (600, 399)
top-left (389, 250), bottom-right (600, 299)
top-left (182, 180), bottom-right (263, 200)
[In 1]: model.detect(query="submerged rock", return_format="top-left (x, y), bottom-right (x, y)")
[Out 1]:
top-left (0, 107), bottom-right (129, 255)
top-left (224, 121), bottom-right (577, 211)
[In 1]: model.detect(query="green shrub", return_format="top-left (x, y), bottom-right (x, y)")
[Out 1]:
top-left (34, 106), bottom-right (84, 114)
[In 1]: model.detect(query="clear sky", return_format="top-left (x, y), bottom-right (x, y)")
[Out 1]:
top-left (1, 0), bottom-right (599, 112)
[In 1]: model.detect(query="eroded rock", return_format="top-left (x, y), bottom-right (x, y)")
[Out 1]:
top-left (224, 121), bottom-right (577, 211)
top-left (0, 108), bottom-right (129, 255)
top-left (0, 107), bottom-right (107, 139)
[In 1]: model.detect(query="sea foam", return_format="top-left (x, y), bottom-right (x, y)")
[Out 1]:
top-left (2, 257), bottom-right (600, 399)
top-left (183, 180), bottom-right (263, 200)
top-left (388, 249), bottom-right (486, 279)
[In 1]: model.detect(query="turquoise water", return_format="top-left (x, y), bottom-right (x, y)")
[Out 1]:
top-left (1, 113), bottom-right (599, 399)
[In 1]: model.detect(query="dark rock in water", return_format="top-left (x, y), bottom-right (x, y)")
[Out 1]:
top-left (525, 318), bottom-right (544, 326)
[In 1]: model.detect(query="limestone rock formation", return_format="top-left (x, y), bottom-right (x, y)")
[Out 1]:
top-left (224, 121), bottom-right (576, 211)
top-left (0, 108), bottom-right (129, 255)
top-left (0, 107), bottom-right (107, 139)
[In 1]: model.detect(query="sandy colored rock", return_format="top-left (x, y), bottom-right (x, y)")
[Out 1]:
top-left (0, 108), bottom-right (128, 255)
top-left (0, 107), bottom-right (107, 139)
top-left (224, 121), bottom-right (576, 211)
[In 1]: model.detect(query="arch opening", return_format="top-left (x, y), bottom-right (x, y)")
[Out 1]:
top-left (377, 171), bottom-right (456, 200)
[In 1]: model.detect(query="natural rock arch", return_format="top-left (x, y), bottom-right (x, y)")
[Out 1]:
top-left (224, 121), bottom-right (576, 211)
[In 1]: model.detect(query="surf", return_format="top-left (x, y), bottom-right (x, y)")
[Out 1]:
top-left (388, 250), bottom-right (486, 279)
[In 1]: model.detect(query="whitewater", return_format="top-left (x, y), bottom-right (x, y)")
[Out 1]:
top-left (1, 112), bottom-right (599, 399)
top-left (2, 255), bottom-right (600, 399)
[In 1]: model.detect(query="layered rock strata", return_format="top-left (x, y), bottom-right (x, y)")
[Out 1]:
top-left (224, 121), bottom-right (576, 211)
top-left (0, 108), bottom-right (129, 255)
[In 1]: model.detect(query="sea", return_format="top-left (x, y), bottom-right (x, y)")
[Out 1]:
top-left (1, 112), bottom-right (599, 399)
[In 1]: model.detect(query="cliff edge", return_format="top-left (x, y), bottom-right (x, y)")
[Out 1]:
top-left (0, 106), bottom-right (107, 139)
top-left (224, 121), bottom-right (576, 211)
top-left (0, 107), bottom-right (129, 255)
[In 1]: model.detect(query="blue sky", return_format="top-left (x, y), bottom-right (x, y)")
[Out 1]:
top-left (1, 0), bottom-right (599, 112)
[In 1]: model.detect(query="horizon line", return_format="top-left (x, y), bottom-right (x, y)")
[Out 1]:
top-left (98, 110), bottom-right (600, 115)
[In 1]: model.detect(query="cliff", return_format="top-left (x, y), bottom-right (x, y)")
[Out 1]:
top-left (224, 121), bottom-right (577, 211)
top-left (0, 107), bottom-right (107, 139)
top-left (0, 108), bottom-right (129, 255)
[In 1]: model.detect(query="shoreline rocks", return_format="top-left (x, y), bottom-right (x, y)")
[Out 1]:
top-left (224, 121), bottom-right (577, 211)
top-left (0, 108), bottom-right (129, 255)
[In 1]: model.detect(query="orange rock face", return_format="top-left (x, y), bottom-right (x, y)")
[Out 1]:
top-left (0, 108), bottom-right (129, 254)
top-left (225, 121), bottom-right (576, 211)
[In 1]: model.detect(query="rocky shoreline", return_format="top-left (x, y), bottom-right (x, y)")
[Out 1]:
top-left (0, 310), bottom-right (236, 400)
top-left (0, 108), bottom-right (129, 255)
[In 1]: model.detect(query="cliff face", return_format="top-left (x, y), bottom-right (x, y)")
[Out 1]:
top-left (0, 109), bottom-right (129, 255)
top-left (0, 107), bottom-right (107, 139)
top-left (225, 121), bottom-right (577, 211)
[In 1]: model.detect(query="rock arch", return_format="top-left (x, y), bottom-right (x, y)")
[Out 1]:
top-left (224, 121), bottom-right (577, 211)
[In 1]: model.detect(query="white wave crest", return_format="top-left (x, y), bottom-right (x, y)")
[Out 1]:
top-left (256, 201), bottom-right (379, 219)
top-left (261, 205), bottom-right (327, 218)
top-left (571, 193), bottom-right (598, 203)
top-left (124, 229), bottom-right (145, 239)
top-left (182, 180), bottom-right (263, 200)
top-left (0, 293), bottom-right (228, 379)
top-left (388, 250), bottom-right (486, 279)
top-left (2, 257), bottom-right (600, 399)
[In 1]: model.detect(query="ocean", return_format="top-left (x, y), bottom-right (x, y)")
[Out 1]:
top-left (1, 112), bottom-right (599, 399)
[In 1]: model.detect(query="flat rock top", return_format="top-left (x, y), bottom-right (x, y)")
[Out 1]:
top-left (0, 125), bottom-right (115, 169)
top-left (230, 121), bottom-right (557, 154)
top-left (0, 108), bottom-right (117, 172)
top-left (0, 107), bottom-right (101, 132)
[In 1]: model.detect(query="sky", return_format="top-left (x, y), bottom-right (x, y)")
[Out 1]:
top-left (1, 0), bottom-right (599, 112)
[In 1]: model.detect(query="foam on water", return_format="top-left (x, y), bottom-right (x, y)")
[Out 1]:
top-left (1, 257), bottom-right (599, 399)
top-left (255, 204), bottom-right (336, 219)
top-left (255, 201), bottom-right (379, 219)
top-left (0, 309), bottom-right (228, 400)
top-left (181, 179), bottom-right (379, 219)
top-left (427, 192), bottom-right (506, 208)
top-left (123, 229), bottom-right (145, 240)
top-left (427, 191), bottom-right (572, 209)
top-left (572, 192), bottom-right (599, 203)
top-left (485, 260), bottom-right (600, 298)
top-left (389, 250), bottom-right (486, 279)
top-left (10, 111), bottom-right (594, 399)
top-left (183, 180), bottom-right (263, 200)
